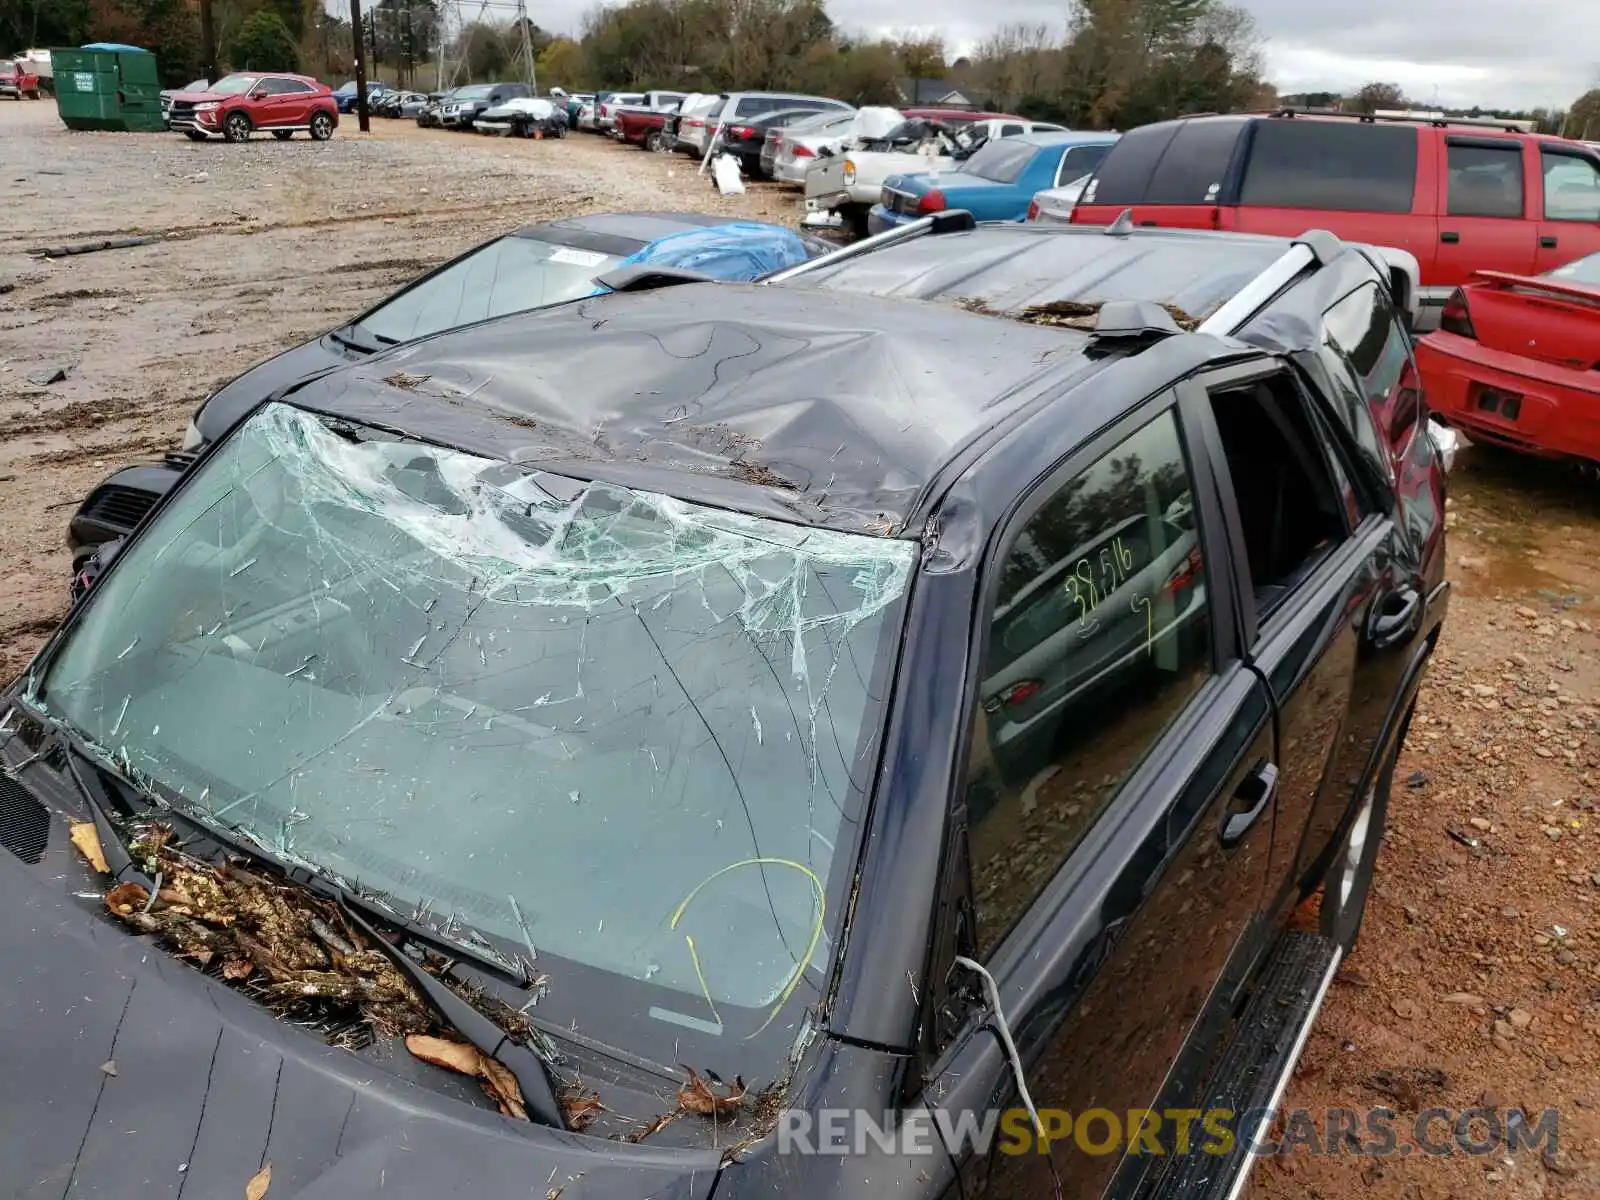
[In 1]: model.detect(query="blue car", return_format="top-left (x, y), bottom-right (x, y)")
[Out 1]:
top-left (333, 80), bottom-right (392, 113)
top-left (67, 213), bottom-right (836, 557)
top-left (868, 131), bottom-right (1120, 234)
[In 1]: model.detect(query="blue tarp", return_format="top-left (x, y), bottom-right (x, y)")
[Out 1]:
top-left (615, 222), bottom-right (816, 283)
top-left (80, 43), bottom-right (150, 53)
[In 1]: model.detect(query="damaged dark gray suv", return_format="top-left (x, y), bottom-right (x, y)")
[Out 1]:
top-left (3, 216), bottom-right (1448, 1199)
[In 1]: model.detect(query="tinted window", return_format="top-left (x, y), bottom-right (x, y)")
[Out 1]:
top-left (1240, 121), bottom-right (1417, 213)
top-left (360, 235), bottom-right (623, 343)
top-left (1323, 282), bottom-right (1420, 460)
top-left (1447, 141), bottom-right (1524, 218)
top-left (1542, 150), bottom-right (1600, 222)
top-left (960, 138), bottom-right (1037, 183)
top-left (965, 410), bottom-right (1211, 953)
top-left (1142, 119), bottom-right (1245, 204)
top-left (1082, 123), bottom-right (1179, 205)
top-left (1056, 143), bottom-right (1110, 187)
top-left (999, 123), bottom-right (1025, 138)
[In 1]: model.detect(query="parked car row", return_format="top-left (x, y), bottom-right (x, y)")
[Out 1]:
top-left (12, 209), bottom-right (1451, 1200)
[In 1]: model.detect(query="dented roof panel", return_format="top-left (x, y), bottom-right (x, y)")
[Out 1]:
top-left (279, 281), bottom-right (1087, 533)
top-left (787, 224), bottom-right (1290, 327)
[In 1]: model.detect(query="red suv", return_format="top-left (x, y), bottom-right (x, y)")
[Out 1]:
top-left (1070, 111), bottom-right (1600, 329)
top-left (166, 72), bottom-right (337, 142)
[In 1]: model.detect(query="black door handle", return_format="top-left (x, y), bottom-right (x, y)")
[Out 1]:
top-left (1220, 761), bottom-right (1278, 848)
top-left (1440, 231), bottom-right (1460, 244)
top-left (1371, 587), bottom-right (1421, 649)
top-left (1541, 235), bottom-right (1558, 249)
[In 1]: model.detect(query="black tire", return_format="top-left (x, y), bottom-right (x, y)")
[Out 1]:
top-left (847, 208), bottom-right (871, 241)
top-left (222, 110), bottom-right (252, 142)
top-left (309, 111), bottom-right (334, 141)
top-left (27, 89), bottom-right (41, 100)
top-left (183, 130), bottom-right (208, 141)
top-left (1320, 699), bottom-right (1414, 951)
top-left (272, 130), bottom-right (293, 140)
top-left (644, 129), bottom-right (665, 153)
top-left (555, 122), bottom-right (568, 138)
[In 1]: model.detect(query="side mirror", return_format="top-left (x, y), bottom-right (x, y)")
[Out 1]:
top-left (72, 537), bottom-right (126, 603)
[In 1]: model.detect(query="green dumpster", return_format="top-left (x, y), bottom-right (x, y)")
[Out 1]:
top-left (51, 46), bottom-right (166, 132)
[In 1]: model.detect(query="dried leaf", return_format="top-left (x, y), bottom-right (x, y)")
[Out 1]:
top-left (405, 1034), bottom-right (484, 1078)
top-left (479, 1057), bottom-right (529, 1122)
top-left (628, 1111), bottom-right (678, 1142)
top-left (676, 1064), bottom-right (746, 1116)
top-left (105, 882), bottom-right (150, 916)
top-left (70, 821), bottom-right (110, 874)
top-left (222, 958), bottom-right (254, 981)
top-left (245, 1162), bottom-right (271, 1200)
top-left (562, 1091), bottom-right (606, 1131)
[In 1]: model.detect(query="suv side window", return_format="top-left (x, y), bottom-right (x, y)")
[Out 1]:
top-left (1542, 149), bottom-right (1600, 221)
top-left (1085, 123), bottom-right (1180, 205)
top-left (999, 122), bottom-right (1025, 138)
top-left (1322, 281), bottom-right (1421, 463)
top-left (1447, 140), bottom-right (1525, 218)
top-left (1239, 121), bottom-right (1417, 213)
top-left (965, 409), bottom-right (1211, 954)
top-left (1142, 117), bottom-right (1246, 203)
top-left (277, 79), bottom-right (313, 95)
top-left (1205, 373), bottom-right (1348, 619)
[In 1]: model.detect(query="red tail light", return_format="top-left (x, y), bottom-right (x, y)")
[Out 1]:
top-left (917, 189), bottom-right (947, 214)
top-left (1440, 288), bottom-right (1476, 338)
top-left (1163, 547), bottom-right (1202, 596)
top-left (792, 143), bottom-right (814, 158)
top-left (997, 679), bottom-right (1043, 708)
top-left (728, 125), bottom-right (756, 140)
top-left (1026, 198), bottom-right (1040, 221)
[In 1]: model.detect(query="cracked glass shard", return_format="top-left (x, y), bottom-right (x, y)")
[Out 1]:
top-left (36, 402), bottom-right (915, 1021)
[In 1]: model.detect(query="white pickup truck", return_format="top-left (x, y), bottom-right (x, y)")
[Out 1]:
top-left (804, 116), bottom-right (1062, 236)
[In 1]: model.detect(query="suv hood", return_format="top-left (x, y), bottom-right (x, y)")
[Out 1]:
top-left (0, 840), bottom-right (722, 1199)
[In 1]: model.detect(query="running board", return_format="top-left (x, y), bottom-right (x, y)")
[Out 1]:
top-left (1142, 930), bottom-right (1341, 1200)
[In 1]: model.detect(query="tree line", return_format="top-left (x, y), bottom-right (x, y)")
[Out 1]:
top-left (2, 0), bottom-right (1595, 137)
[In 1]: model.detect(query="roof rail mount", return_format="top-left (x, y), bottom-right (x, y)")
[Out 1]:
top-left (594, 265), bottom-right (716, 293)
top-left (1291, 229), bottom-right (1342, 266)
top-left (1089, 300), bottom-right (1185, 344)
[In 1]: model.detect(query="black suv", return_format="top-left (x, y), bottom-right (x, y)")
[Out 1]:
top-left (4, 217), bottom-right (1447, 1199)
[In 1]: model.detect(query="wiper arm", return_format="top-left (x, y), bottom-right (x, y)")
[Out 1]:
top-left (336, 895), bottom-right (567, 1129)
top-left (56, 735), bottom-right (157, 893)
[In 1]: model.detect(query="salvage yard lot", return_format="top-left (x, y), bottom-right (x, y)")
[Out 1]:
top-left (1, 99), bottom-right (1599, 1198)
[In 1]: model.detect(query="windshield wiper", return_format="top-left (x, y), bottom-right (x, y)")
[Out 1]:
top-left (55, 735), bottom-right (157, 894)
top-left (337, 895), bottom-right (567, 1129)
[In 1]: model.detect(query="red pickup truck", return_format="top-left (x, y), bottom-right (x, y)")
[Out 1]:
top-left (0, 60), bottom-right (42, 99)
top-left (614, 107), bottom-right (672, 152)
top-left (1070, 111), bottom-right (1600, 329)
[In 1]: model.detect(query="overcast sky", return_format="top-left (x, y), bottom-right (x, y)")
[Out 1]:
top-left (397, 0), bottom-right (1600, 110)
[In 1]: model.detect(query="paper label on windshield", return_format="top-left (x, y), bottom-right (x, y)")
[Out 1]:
top-left (549, 248), bottom-right (608, 268)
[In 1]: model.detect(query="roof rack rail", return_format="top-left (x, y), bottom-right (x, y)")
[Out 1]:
top-left (1197, 230), bottom-right (1343, 336)
top-left (760, 209), bottom-right (978, 285)
top-left (1263, 105), bottom-right (1535, 134)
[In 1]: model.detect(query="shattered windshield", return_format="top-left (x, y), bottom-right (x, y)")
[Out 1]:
top-left (37, 403), bottom-right (914, 1057)
top-left (357, 234), bottom-right (624, 344)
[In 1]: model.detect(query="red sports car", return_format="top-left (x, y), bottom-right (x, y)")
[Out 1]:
top-left (1417, 251), bottom-right (1600, 464)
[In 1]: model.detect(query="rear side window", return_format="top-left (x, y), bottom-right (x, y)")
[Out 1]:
top-left (1084, 123), bottom-right (1180, 205)
top-left (1240, 122), bottom-right (1417, 213)
top-left (1142, 119), bottom-right (1245, 203)
top-left (960, 138), bottom-right (1038, 183)
top-left (999, 123), bottom-right (1025, 138)
top-left (1542, 150), bottom-right (1600, 222)
top-left (1447, 141), bottom-right (1524, 218)
top-left (1056, 142), bottom-right (1111, 187)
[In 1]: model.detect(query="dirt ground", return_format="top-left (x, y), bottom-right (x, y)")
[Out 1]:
top-left (2, 100), bottom-right (1598, 1198)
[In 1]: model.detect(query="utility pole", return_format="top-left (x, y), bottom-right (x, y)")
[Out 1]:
top-left (436, 1), bottom-right (449, 91)
top-left (349, 0), bottom-right (371, 132)
top-left (198, 0), bottom-right (217, 83)
top-left (515, 0), bottom-right (537, 94)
